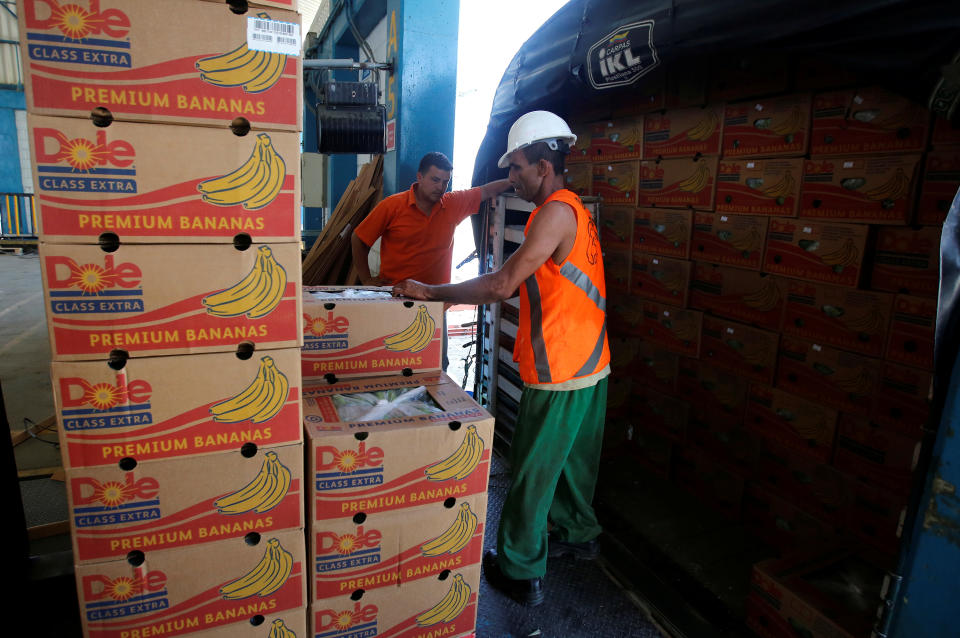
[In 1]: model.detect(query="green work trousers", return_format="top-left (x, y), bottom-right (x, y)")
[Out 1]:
top-left (496, 377), bottom-right (608, 580)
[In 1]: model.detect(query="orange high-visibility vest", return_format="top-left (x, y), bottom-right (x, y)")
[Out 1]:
top-left (514, 189), bottom-right (609, 385)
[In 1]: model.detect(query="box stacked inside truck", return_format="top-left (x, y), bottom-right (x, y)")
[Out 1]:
top-left (20, 1), bottom-right (308, 636)
top-left (567, 55), bottom-right (956, 638)
top-left (300, 288), bottom-right (493, 637)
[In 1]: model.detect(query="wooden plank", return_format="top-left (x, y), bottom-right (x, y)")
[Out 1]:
top-left (18, 465), bottom-right (62, 479)
top-left (28, 520), bottom-right (70, 540)
top-left (10, 415), bottom-right (57, 447)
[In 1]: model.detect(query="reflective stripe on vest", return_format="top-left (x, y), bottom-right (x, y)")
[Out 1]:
top-left (524, 273), bottom-right (553, 383)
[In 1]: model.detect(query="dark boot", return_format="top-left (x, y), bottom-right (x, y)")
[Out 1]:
top-left (482, 550), bottom-right (545, 606)
top-left (547, 532), bottom-right (600, 560)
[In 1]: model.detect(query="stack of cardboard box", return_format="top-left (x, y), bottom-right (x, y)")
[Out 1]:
top-left (20, 1), bottom-right (307, 635)
top-left (301, 289), bottom-right (493, 637)
top-left (569, 57), bottom-right (955, 637)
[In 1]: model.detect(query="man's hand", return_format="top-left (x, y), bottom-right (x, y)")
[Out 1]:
top-left (392, 279), bottom-right (432, 300)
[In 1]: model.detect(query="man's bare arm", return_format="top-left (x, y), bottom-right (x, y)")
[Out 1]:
top-left (478, 179), bottom-right (513, 202)
top-left (350, 232), bottom-right (383, 285)
top-left (392, 201), bottom-right (577, 303)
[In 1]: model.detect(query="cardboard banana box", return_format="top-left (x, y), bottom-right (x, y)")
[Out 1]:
top-left (799, 155), bottom-right (921, 224)
top-left (635, 387), bottom-right (688, 444)
top-left (840, 472), bottom-right (908, 558)
top-left (602, 245), bottom-right (631, 294)
top-left (775, 336), bottom-right (881, 417)
top-left (303, 372), bottom-right (494, 522)
top-left (639, 300), bottom-right (702, 358)
top-left (197, 0), bottom-right (298, 10)
top-left (700, 314), bottom-right (779, 386)
top-left (608, 335), bottom-right (641, 375)
top-left (874, 361), bottom-right (932, 437)
top-left (588, 115), bottom-right (644, 161)
top-left (721, 94), bottom-right (812, 158)
top-left (673, 445), bottom-right (745, 521)
top-left (742, 485), bottom-right (835, 555)
top-left (592, 161), bottom-right (639, 205)
top-left (19, 0), bottom-right (301, 130)
top-left (810, 87), bottom-right (930, 156)
top-left (630, 253), bottom-right (691, 307)
top-left (311, 493), bottom-right (486, 600)
top-left (29, 115), bottom-right (301, 243)
top-left (598, 206), bottom-right (633, 248)
top-left (563, 162), bottom-right (593, 197)
top-left (755, 437), bottom-right (847, 525)
top-left (762, 219), bottom-right (869, 289)
top-left (685, 418), bottom-right (760, 477)
top-left (40, 242), bottom-right (302, 360)
top-left (633, 207), bottom-right (692, 259)
top-left (885, 294), bottom-right (936, 371)
top-left (634, 339), bottom-right (680, 395)
top-left (52, 349), bottom-right (302, 468)
top-left (301, 287), bottom-right (444, 381)
top-left (169, 609), bottom-right (306, 638)
top-left (870, 225), bottom-right (941, 298)
top-left (745, 384), bottom-right (839, 464)
top-left (781, 281), bottom-right (894, 358)
top-left (607, 296), bottom-right (644, 337)
top-left (605, 375), bottom-right (634, 419)
top-left (627, 427), bottom-right (673, 480)
top-left (67, 443), bottom-right (303, 563)
top-left (715, 158), bottom-right (803, 217)
top-left (638, 156), bottom-right (718, 210)
top-left (76, 528), bottom-right (306, 638)
top-left (691, 212), bottom-right (768, 271)
top-left (833, 414), bottom-right (919, 494)
top-left (642, 105), bottom-right (724, 159)
top-left (311, 563), bottom-right (481, 638)
top-left (677, 358), bottom-right (749, 429)
top-left (689, 263), bottom-right (786, 331)
top-left (916, 151), bottom-right (960, 225)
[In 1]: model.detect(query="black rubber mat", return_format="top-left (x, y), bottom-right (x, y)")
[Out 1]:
top-left (476, 455), bottom-right (663, 638)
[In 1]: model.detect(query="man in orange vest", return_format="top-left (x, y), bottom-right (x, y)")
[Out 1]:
top-left (393, 111), bottom-right (610, 606)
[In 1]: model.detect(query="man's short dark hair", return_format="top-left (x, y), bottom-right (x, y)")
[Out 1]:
top-left (418, 152), bottom-right (453, 174)
top-left (521, 141), bottom-right (567, 175)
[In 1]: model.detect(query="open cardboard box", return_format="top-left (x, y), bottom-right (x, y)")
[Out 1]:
top-left (40, 242), bottom-right (302, 360)
top-left (303, 372), bottom-right (494, 522)
top-left (29, 114), bottom-right (301, 243)
top-left (76, 528), bottom-right (306, 638)
top-left (19, 0), bottom-right (301, 130)
top-left (66, 442), bottom-right (303, 564)
top-left (301, 287), bottom-right (443, 381)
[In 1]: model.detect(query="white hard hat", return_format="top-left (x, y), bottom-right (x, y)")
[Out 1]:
top-left (497, 110), bottom-right (577, 169)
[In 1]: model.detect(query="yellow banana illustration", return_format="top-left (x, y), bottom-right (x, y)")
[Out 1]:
top-left (198, 134), bottom-right (286, 210)
top-left (741, 279), bottom-right (782, 312)
top-left (220, 538), bottom-right (293, 599)
top-left (818, 238), bottom-right (859, 267)
top-left (425, 425), bottom-right (485, 481)
top-left (766, 107), bottom-right (803, 136)
top-left (726, 228), bottom-right (763, 253)
top-left (203, 246), bottom-right (287, 318)
top-left (196, 14), bottom-right (288, 94)
top-left (268, 619), bottom-right (298, 638)
top-left (672, 318), bottom-right (699, 342)
top-left (215, 451), bottom-right (292, 514)
top-left (861, 168), bottom-right (911, 202)
top-left (844, 308), bottom-right (886, 334)
top-left (760, 172), bottom-right (796, 199)
top-left (677, 159), bottom-right (710, 193)
top-left (420, 503), bottom-right (479, 557)
top-left (384, 305), bottom-right (436, 352)
top-left (833, 369), bottom-right (875, 395)
top-left (210, 356), bottom-right (290, 424)
top-left (659, 220), bottom-right (689, 244)
top-left (609, 123), bottom-right (644, 147)
top-left (686, 110), bottom-right (719, 141)
top-left (415, 573), bottom-right (471, 627)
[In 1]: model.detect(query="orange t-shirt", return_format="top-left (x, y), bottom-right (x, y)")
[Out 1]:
top-left (354, 184), bottom-right (483, 285)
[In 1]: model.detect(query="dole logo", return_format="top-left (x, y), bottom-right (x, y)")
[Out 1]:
top-left (640, 164), bottom-right (665, 179)
top-left (316, 442), bottom-right (384, 474)
top-left (83, 568), bottom-right (166, 602)
top-left (317, 526), bottom-right (382, 556)
top-left (59, 373), bottom-right (151, 410)
top-left (644, 115), bottom-right (668, 131)
top-left (769, 219), bottom-right (797, 233)
top-left (46, 254), bottom-right (142, 294)
top-left (804, 159), bottom-right (834, 175)
top-left (316, 603), bottom-right (378, 634)
top-left (303, 311), bottom-right (349, 337)
top-left (25, 0), bottom-right (130, 40)
top-left (72, 472), bottom-right (159, 508)
top-left (719, 162), bottom-right (739, 174)
top-left (34, 128), bottom-right (134, 172)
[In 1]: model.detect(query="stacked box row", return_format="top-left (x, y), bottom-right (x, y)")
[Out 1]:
top-left (20, 1), bottom-right (309, 636)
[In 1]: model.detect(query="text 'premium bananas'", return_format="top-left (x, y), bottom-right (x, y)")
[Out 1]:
top-left (425, 425), bottom-right (485, 481)
top-left (198, 133), bottom-right (287, 210)
top-left (220, 537), bottom-right (293, 599)
top-left (416, 573), bottom-right (472, 627)
top-left (215, 450), bottom-right (292, 514)
top-left (210, 355), bottom-right (290, 424)
top-left (420, 503), bottom-right (479, 557)
top-left (203, 246), bottom-right (287, 318)
top-left (383, 305), bottom-right (436, 353)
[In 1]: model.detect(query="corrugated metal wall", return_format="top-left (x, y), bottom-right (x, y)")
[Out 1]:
top-left (0, 1), bottom-right (21, 89)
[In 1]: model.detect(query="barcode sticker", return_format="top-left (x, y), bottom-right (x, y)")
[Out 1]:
top-left (248, 17), bottom-right (301, 57)
top-left (843, 161), bottom-right (854, 168)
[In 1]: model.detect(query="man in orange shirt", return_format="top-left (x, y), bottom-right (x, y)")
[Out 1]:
top-left (351, 152), bottom-right (511, 287)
